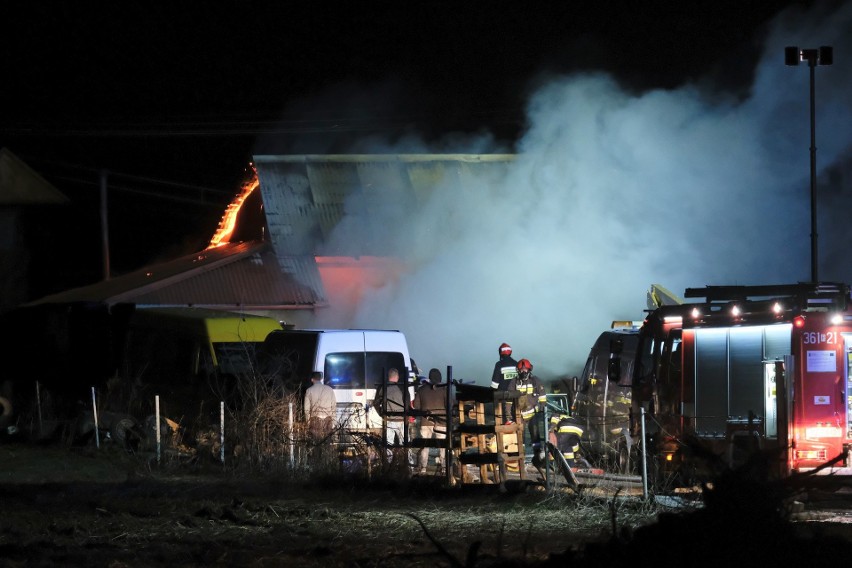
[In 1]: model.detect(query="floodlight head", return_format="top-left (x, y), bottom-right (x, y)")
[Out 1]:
top-left (819, 46), bottom-right (833, 65)
top-left (785, 46), bottom-right (800, 66)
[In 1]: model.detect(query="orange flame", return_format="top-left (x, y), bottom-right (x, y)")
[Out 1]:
top-left (207, 164), bottom-right (259, 248)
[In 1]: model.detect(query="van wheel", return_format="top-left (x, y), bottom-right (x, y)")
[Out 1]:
top-left (110, 416), bottom-right (141, 450)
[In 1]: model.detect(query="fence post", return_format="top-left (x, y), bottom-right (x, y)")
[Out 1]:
top-left (288, 401), bottom-right (295, 470)
top-left (155, 395), bottom-right (161, 465)
top-left (91, 386), bottom-right (100, 449)
top-left (446, 365), bottom-right (454, 486)
top-left (220, 401), bottom-right (225, 465)
top-left (640, 406), bottom-right (648, 500)
top-left (543, 402), bottom-right (550, 492)
top-left (35, 381), bottom-right (43, 437)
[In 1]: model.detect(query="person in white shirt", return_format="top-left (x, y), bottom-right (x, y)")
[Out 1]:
top-left (304, 371), bottom-right (337, 442)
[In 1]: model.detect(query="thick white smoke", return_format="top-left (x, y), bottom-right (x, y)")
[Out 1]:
top-left (301, 2), bottom-right (852, 385)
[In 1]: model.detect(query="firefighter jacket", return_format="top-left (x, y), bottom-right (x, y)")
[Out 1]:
top-left (512, 373), bottom-right (546, 422)
top-left (549, 414), bottom-right (584, 464)
top-left (491, 355), bottom-right (519, 390)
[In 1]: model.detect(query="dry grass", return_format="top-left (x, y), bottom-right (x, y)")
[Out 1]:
top-left (8, 430), bottom-right (852, 567)
top-left (0, 374), bottom-right (722, 566)
top-left (0, 441), bottom-right (667, 567)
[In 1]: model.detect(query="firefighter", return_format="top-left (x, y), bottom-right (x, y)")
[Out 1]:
top-left (511, 358), bottom-right (547, 466)
top-left (491, 342), bottom-right (518, 423)
top-left (549, 412), bottom-right (584, 469)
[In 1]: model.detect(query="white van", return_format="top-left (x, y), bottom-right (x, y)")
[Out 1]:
top-left (258, 329), bottom-right (416, 430)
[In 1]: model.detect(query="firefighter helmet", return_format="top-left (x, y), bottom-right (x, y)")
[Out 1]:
top-left (499, 342), bottom-right (512, 356)
top-left (517, 358), bottom-right (533, 372)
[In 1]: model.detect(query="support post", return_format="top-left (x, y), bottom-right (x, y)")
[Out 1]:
top-left (640, 406), bottom-right (649, 500)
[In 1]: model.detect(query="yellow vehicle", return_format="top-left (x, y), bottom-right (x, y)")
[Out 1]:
top-left (124, 307), bottom-right (282, 377)
top-left (120, 307), bottom-right (283, 429)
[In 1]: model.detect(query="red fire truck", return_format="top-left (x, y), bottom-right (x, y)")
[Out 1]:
top-left (584, 282), bottom-right (852, 488)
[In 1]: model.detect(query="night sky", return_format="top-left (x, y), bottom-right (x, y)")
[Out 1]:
top-left (0, 0), bottom-right (828, 301)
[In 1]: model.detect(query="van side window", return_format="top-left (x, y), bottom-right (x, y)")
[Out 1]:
top-left (323, 351), bottom-right (407, 391)
top-left (366, 352), bottom-right (407, 387)
top-left (664, 333), bottom-right (683, 381)
top-left (579, 357), bottom-right (594, 394)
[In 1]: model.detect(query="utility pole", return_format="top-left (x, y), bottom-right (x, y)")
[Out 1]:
top-left (100, 169), bottom-right (111, 280)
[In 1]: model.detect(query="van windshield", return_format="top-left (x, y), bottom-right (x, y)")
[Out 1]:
top-left (325, 351), bottom-right (406, 389)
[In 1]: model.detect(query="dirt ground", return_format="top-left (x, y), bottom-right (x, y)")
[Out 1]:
top-left (5, 443), bottom-right (852, 568)
top-left (0, 443), bottom-right (640, 568)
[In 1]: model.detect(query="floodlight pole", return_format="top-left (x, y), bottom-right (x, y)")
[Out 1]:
top-left (786, 46), bottom-right (833, 283)
top-left (807, 53), bottom-right (818, 284)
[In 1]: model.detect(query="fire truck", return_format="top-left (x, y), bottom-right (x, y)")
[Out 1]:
top-left (576, 282), bottom-right (852, 488)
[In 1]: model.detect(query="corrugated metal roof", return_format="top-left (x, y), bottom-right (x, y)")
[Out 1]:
top-left (0, 148), bottom-right (69, 205)
top-left (30, 241), bottom-right (325, 308)
top-left (254, 154), bottom-right (515, 257)
top-left (130, 249), bottom-right (324, 308)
